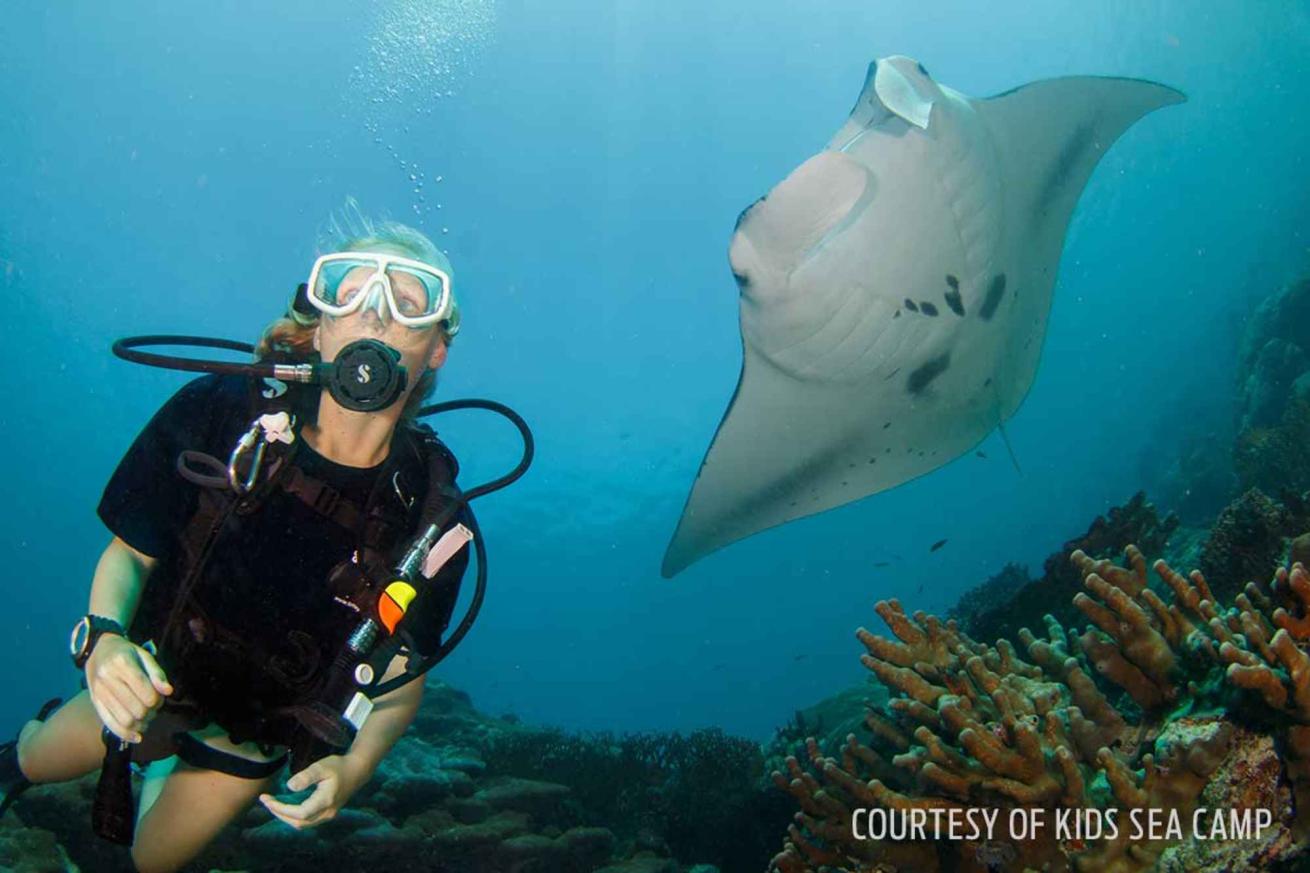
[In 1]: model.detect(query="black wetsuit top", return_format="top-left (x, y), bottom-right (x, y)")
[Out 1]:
top-left (97, 374), bottom-right (467, 741)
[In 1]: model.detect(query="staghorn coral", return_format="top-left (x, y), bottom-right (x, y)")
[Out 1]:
top-left (769, 545), bottom-right (1310, 873)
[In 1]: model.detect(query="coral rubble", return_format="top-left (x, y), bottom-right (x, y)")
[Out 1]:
top-left (769, 545), bottom-right (1310, 872)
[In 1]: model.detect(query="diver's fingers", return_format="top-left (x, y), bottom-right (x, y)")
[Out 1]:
top-left (135, 646), bottom-right (174, 698)
top-left (292, 782), bottom-right (335, 821)
top-left (99, 675), bottom-right (150, 727)
top-left (88, 687), bottom-right (140, 743)
top-left (257, 796), bottom-right (298, 828)
top-left (260, 790), bottom-right (329, 825)
top-left (285, 761), bottom-right (326, 792)
top-left (115, 651), bottom-right (165, 712)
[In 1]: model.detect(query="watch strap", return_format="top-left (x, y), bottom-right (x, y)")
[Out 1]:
top-left (72, 615), bottom-right (126, 669)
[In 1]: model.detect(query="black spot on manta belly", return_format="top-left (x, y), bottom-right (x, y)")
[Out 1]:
top-left (979, 274), bottom-right (1007, 321)
top-left (943, 284), bottom-right (965, 316)
top-left (919, 301), bottom-right (939, 316)
top-left (904, 299), bottom-right (919, 312)
top-left (906, 351), bottom-right (951, 396)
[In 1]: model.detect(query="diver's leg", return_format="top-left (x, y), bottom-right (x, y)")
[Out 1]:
top-left (14, 690), bottom-right (106, 782)
top-left (135, 755), bottom-right (178, 827)
top-left (130, 759), bottom-right (276, 873)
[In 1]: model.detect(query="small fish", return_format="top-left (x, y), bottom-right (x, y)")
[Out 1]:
top-left (916, 583), bottom-right (925, 594)
top-left (793, 653), bottom-right (808, 662)
top-left (930, 539), bottom-right (948, 552)
top-left (872, 561), bottom-right (891, 568)
top-left (975, 450), bottom-right (988, 459)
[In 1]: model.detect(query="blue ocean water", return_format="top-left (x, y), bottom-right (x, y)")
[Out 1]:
top-left (0, 0), bottom-right (1307, 742)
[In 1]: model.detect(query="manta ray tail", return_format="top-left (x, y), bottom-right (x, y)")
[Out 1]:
top-left (997, 418), bottom-right (1022, 476)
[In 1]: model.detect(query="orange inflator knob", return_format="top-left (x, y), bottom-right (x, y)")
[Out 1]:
top-left (378, 581), bottom-right (418, 633)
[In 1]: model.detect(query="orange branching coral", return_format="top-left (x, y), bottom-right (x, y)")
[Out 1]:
top-left (769, 546), bottom-right (1310, 873)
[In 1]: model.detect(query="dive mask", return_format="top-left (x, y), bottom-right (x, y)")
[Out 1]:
top-left (307, 251), bottom-right (460, 335)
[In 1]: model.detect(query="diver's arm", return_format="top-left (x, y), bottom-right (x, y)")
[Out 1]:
top-left (83, 536), bottom-right (172, 742)
top-left (339, 652), bottom-right (424, 787)
top-left (88, 536), bottom-right (158, 625)
top-left (262, 653), bottom-right (422, 826)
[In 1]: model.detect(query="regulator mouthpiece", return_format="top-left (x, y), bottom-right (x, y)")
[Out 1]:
top-left (322, 339), bottom-right (408, 412)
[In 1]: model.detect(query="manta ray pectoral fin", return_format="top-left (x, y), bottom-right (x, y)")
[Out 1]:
top-left (975, 76), bottom-right (1185, 233)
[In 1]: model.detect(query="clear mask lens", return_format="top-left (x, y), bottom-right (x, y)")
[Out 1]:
top-left (308, 254), bottom-right (454, 330)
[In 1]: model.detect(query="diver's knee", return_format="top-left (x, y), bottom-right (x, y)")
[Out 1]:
top-left (14, 719), bottom-right (45, 780)
top-left (129, 840), bottom-right (180, 873)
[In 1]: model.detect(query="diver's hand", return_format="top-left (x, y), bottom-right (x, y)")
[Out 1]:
top-left (258, 755), bottom-right (365, 829)
top-left (85, 635), bottom-right (173, 743)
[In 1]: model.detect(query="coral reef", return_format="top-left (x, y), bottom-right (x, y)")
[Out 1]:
top-left (483, 725), bottom-right (788, 872)
top-left (769, 544), bottom-right (1310, 873)
top-left (1198, 488), bottom-right (1310, 601)
top-left (1236, 277), bottom-right (1310, 435)
top-left (946, 563), bottom-right (1033, 634)
top-left (960, 492), bottom-right (1178, 643)
top-left (1233, 277), bottom-right (1310, 498)
top-left (1235, 399), bottom-right (1310, 497)
top-left (0, 811), bottom-right (76, 873)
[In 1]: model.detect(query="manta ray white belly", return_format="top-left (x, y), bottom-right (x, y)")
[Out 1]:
top-left (662, 55), bottom-right (1184, 578)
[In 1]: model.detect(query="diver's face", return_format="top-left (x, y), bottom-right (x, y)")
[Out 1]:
top-left (314, 271), bottom-right (448, 403)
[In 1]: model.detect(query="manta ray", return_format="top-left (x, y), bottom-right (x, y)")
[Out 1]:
top-left (662, 55), bottom-right (1184, 578)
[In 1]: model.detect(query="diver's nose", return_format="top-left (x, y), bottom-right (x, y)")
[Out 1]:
top-left (360, 277), bottom-right (390, 323)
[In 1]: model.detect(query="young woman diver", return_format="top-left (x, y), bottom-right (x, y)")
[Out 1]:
top-left (0, 211), bottom-right (531, 873)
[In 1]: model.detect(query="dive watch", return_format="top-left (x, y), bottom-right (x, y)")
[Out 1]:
top-left (70, 615), bottom-right (126, 669)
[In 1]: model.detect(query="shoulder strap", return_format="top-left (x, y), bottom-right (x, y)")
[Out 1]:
top-left (280, 465), bottom-right (364, 531)
top-left (409, 421), bottom-right (459, 483)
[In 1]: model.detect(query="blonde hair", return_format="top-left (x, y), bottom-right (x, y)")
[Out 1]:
top-left (255, 199), bottom-right (456, 423)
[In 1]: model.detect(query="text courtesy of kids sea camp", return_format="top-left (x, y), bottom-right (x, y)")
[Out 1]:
top-left (850, 807), bottom-right (1275, 842)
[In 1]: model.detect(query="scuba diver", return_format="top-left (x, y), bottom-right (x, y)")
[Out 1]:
top-left (0, 211), bottom-right (530, 873)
